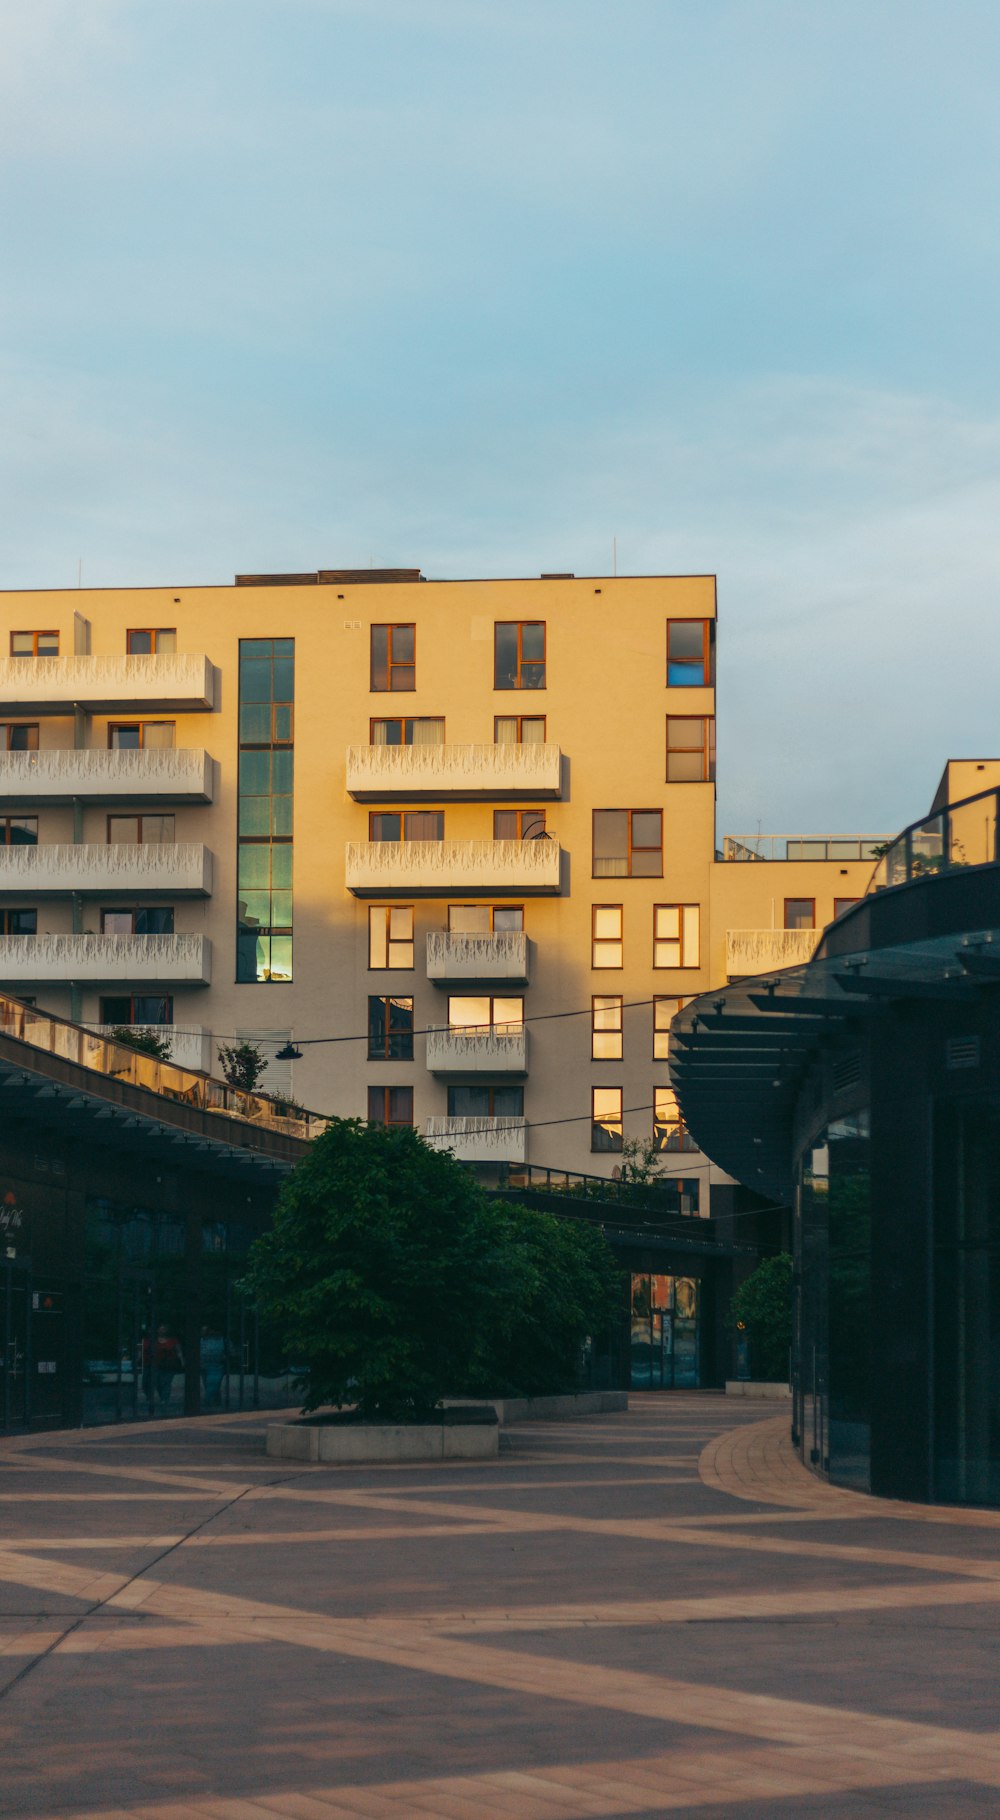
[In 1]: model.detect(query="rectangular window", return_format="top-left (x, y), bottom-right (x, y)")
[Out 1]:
top-left (0, 724), bottom-right (39, 751)
top-left (494, 621), bottom-right (546, 690)
top-left (666, 619), bottom-right (714, 686)
top-left (834, 897), bottom-right (860, 918)
top-left (367, 996), bottom-right (414, 1060)
top-left (100, 907), bottom-right (174, 935)
top-left (370, 717), bottom-right (444, 745)
top-left (367, 1085), bottom-right (414, 1127)
top-left (666, 716), bottom-right (716, 782)
top-left (368, 905), bottom-right (414, 969)
top-left (447, 995), bottom-right (523, 1032)
top-left (108, 722), bottom-right (176, 750)
top-left (592, 995), bottom-right (623, 1061)
top-left (593, 810), bottom-right (662, 878)
top-left (494, 715), bottom-right (546, 743)
top-left (100, 994), bottom-right (173, 1025)
top-left (0, 908), bottom-right (37, 935)
top-left (370, 623), bottom-right (415, 691)
top-left (653, 996), bottom-right (692, 1060)
top-left (369, 810), bottom-right (444, 842)
top-left (654, 1087), bottom-right (697, 1153)
top-left (127, 629), bottom-right (176, 654)
top-left (592, 905), bottom-right (623, 969)
top-left (11, 631), bottom-right (58, 658)
top-left (784, 899), bottom-right (816, 930)
top-left (1, 817), bottom-right (38, 847)
top-left (448, 904), bottom-right (524, 933)
top-left (237, 638), bottom-right (294, 984)
top-left (107, 814), bottom-right (175, 844)
top-left (493, 808), bottom-right (546, 840)
top-left (447, 1084), bottom-right (524, 1116)
top-left (653, 904), bottom-right (700, 968)
top-left (592, 1086), bottom-right (623, 1153)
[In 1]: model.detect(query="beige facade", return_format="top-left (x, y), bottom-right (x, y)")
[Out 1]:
top-left (0, 570), bottom-right (885, 1197)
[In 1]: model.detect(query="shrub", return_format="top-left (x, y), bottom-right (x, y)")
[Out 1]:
top-left (729, 1252), bottom-right (793, 1382)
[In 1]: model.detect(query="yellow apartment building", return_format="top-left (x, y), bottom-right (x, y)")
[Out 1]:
top-left (0, 568), bottom-right (884, 1213)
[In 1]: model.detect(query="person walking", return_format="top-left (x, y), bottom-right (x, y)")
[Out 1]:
top-left (153, 1325), bottom-right (184, 1410)
top-left (200, 1326), bottom-right (226, 1407)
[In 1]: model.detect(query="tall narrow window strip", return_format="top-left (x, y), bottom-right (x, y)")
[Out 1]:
top-left (653, 905), bottom-right (700, 969)
top-left (666, 717), bottom-right (716, 782)
top-left (592, 996), bottom-right (623, 1060)
top-left (237, 638), bottom-right (294, 984)
top-left (592, 1087), bottom-right (623, 1153)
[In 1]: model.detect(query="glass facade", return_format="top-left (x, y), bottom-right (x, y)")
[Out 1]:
top-left (932, 1097), bottom-right (1000, 1505)
top-left (795, 1111), bottom-right (872, 1492)
top-left (237, 638), bottom-right (294, 983)
top-left (630, 1273), bottom-right (699, 1389)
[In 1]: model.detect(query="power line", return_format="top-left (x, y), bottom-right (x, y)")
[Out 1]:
top-left (192, 993), bottom-right (685, 1051)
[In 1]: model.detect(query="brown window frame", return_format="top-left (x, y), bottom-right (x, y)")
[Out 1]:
top-left (833, 896), bottom-right (860, 918)
top-left (447, 904), bottom-right (524, 932)
top-left (654, 1086), bottom-right (698, 1153)
top-left (10, 631), bottom-right (58, 658)
top-left (493, 714), bottom-right (547, 743)
top-left (0, 907), bottom-right (37, 935)
top-left (493, 808), bottom-right (547, 841)
top-left (0, 723), bottom-right (39, 751)
top-left (99, 906), bottom-right (175, 936)
top-left (653, 904), bottom-right (701, 969)
top-left (653, 995), bottom-right (693, 1060)
top-left (126, 628), bottom-right (176, 655)
top-left (367, 995), bottom-right (415, 1061)
top-left (784, 898), bottom-right (816, 930)
top-left (369, 716), bottom-right (444, 745)
top-left (99, 993), bottom-right (174, 1025)
top-left (368, 809), bottom-right (444, 842)
top-left (106, 813), bottom-right (176, 844)
top-left (368, 904), bottom-right (415, 970)
top-left (446, 994), bottom-right (524, 1034)
top-left (591, 1086), bottom-right (624, 1153)
top-left (446, 1083), bottom-right (524, 1118)
top-left (107, 721), bottom-right (176, 750)
top-left (666, 619), bottom-right (714, 687)
top-left (0, 816), bottom-right (38, 847)
top-left (367, 1084), bottom-right (414, 1127)
top-left (666, 716), bottom-right (716, 783)
top-left (370, 623), bottom-right (416, 692)
top-left (592, 809), bottom-right (663, 879)
top-left (592, 904), bottom-right (623, 970)
top-left (591, 994), bottom-right (623, 1061)
top-left (494, 621), bottom-right (547, 691)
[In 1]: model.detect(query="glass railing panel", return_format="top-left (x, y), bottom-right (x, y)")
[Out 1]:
top-left (948, 793), bottom-right (997, 870)
top-left (909, 813), bottom-right (947, 878)
top-left (884, 838), bottom-right (910, 888)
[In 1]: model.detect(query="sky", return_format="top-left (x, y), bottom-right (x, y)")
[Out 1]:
top-left (2, 0), bottom-right (999, 836)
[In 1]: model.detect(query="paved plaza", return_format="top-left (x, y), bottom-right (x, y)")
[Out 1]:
top-left (2, 1395), bottom-right (1000, 1818)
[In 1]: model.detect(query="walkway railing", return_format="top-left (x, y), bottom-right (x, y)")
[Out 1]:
top-left (868, 786), bottom-right (999, 892)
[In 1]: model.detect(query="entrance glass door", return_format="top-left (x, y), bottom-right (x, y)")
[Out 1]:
top-left (2, 1258), bottom-right (31, 1429)
top-left (630, 1274), bottom-right (699, 1389)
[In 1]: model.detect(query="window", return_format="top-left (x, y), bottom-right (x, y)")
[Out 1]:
top-left (654, 1087), bottom-right (697, 1153)
top-left (447, 995), bottom-right (523, 1033)
top-left (370, 717), bottom-right (444, 745)
top-left (367, 996), bottom-right (414, 1060)
top-left (369, 810), bottom-right (444, 842)
top-left (127, 629), bottom-right (176, 654)
top-left (100, 994), bottom-right (173, 1025)
top-left (592, 905), bottom-right (623, 969)
top-left (367, 1085), bottom-right (414, 1127)
top-left (493, 809), bottom-right (546, 840)
top-left (0, 909), bottom-right (37, 935)
top-left (237, 639), bottom-right (294, 985)
top-left (1, 817), bottom-right (37, 847)
top-left (448, 904), bottom-right (523, 933)
top-left (784, 899), bottom-right (815, 930)
top-left (11, 631), bottom-right (58, 658)
top-left (369, 905), bottom-right (414, 969)
top-left (666, 619), bottom-right (714, 686)
top-left (592, 1087), bottom-right (623, 1153)
top-left (239, 701), bottom-right (293, 745)
top-left (593, 810), bottom-right (662, 878)
top-left (370, 624), bottom-right (415, 691)
top-left (107, 814), bottom-right (175, 844)
top-left (654, 904), bottom-right (700, 968)
top-left (653, 996), bottom-right (692, 1060)
top-left (494, 715), bottom-right (546, 743)
top-left (447, 1084), bottom-right (523, 1117)
top-left (592, 996), bottom-right (623, 1061)
top-left (0, 724), bottom-right (39, 751)
top-left (494, 622), bottom-right (545, 690)
top-left (100, 907), bottom-right (174, 935)
top-left (834, 897), bottom-right (860, 918)
top-left (108, 722), bottom-right (175, 750)
top-left (666, 717), bottom-right (715, 782)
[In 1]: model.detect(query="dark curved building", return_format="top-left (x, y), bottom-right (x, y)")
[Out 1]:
top-left (671, 769), bottom-right (1000, 1506)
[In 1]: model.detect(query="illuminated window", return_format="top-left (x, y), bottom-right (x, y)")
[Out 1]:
top-left (371, 624), bottom-right (415, 691)
top-left (368, 906), bottom-right (414, 969)
top-left (592, 996), bottom-right (623, 1060)
top-left (653, 904), bottom-right (700, 968)
top-left (653, 996), bottom-right (692, 1059)
top-left (591, 1087), bottom-right (623, 1152)
top-left (654, 1087), bottom-right (697, 1153)
top-left (447, 996), bottom-right (523, 1033)
top-left (592, 905), bottom-right (623, 969)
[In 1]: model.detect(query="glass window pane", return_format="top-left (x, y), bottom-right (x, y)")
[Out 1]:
top-left (272, 658), bottom-right (294, 702)
top-left (267, 936), bottom-right (293, 982)
top-left (369, 908), bottom-right (387, 968)
top-left (387, 1086), bottom-right (413, 1124)
top-left (669, 622), bottom-right (704, 659)
top-left (155, 629), bottom-right (177, 654)
top-left (8, 725), bottom-right (38, 751)
top-left (521, 718), bottom-right (545, 742)
top-left (785, 900), bottom-right (815, 930)
top-left (240, 703), bottom-right (272, 743)
top-left (108, 817), bottom-right (139, 843)
top-left (135, 907), bottom-right (173, 935)
top-left (270, 890), bottom-right (293, 927)
top-left (111, 725), bottom-right (140, 749)
top-left (406, 811), bottom-right (443, 840)
top-left (238, 891), bottom-right (270, 929)
top-left (142, 722), bottom-right (175, 748)
top-left (594, 907), bottom-right (622, 939)
top-left (270, 795), bottom-right (293, 836)
top-left (142, 815), bottom-right (174, 844)
top-left (127, 630), bottom-right (152, 654)
top-left (270, 845), bottom-right (292, 887)
top-left (449, 1085), bottom-right (489, 1116)
top-left (494, 718), bottom-right (518, 743)
top-left (449, 997), bottom-right (490, 1031)
top-left (493, 811), bottom-right (518, 840)
top-left (494, 624), bottom-right (518, 687)
top-left (371, 720), bottom-right (399, 745)
top-left (392, 625), bottom-right (414, 663)
top-left (667, 750), bottom-right (704, 782)
top-left (9, 819), bottom-right (37, 846)
top-left (494, 1086), bottom-right (524, 1115)
top-left (371, 813), bottom-right (401, 842)
top-left (631, 812), bottom-right (661, 850)
top-left (594, 811), bottom-right (628, 875)
top-left (521, 623), bottom-right (544, 661)
top-left (655, 906), bottom-right (680, 939)
top-left (238, 797), bottom-right (270, 836)
top-left (239, 751), bottom-right (271, 794)
top-left (492, 906), bottom-right (523, 932)
top-left (388, 906), bottom-right (412, 940)
top-left (102, 910), bottom-right (133, 935)
top-left (492, 998), bottom-right (523, 1029)
top-left (239, 659), bottom-right (273, 702)
top-left (449, 905), bottom-right (490, 933)
top-left (271, 749), bottom-right (293, 793)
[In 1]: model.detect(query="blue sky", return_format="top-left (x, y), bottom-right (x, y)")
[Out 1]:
top-left (2, 0), bottom-right (999, 835)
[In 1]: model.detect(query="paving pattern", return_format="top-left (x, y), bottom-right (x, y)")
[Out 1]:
top-left (2, 1395), bottom-right (1000, 1817)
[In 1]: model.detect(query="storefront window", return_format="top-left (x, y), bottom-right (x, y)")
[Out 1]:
top-left (796, 1111), bottom-right (871, 1491)
top-left (629, 1274), bottom-right (699, 1389)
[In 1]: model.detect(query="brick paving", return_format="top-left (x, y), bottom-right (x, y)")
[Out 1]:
top-left (2, 1396), bottom-right (999, 1816)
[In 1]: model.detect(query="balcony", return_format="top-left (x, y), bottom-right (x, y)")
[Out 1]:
top-left (0, 654), bottom-right (214, 716)
top-left (0, 749), bottom-right (213, 806)
top-left (0, 934), bottom-right (211, 985)
top-left (87, 1024), bottom-right (211, 1071)
top-left (426, 931), bottom-right (529, 988)
top-left (346, 742), bottom-right (562, 801)
top-left (345, 839), bottom-right (561, 898)
top-left (726, 928), bottom-right (819, 978)
top-left (0, 843), bottom-right (212, 897)
top-left (425, 1115), bottom-right (527, 1164)
top-left (425, 1026), bottom-right (527, 1075)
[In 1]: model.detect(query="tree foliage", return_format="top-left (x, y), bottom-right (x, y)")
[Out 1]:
top-left (107, 1025), bottom-right (173, 1062)
top-left (217, 1040), bottom-right (268, 1093)
top-left (241, 1118), bottom-right (620, 1419)
top-left (729, 1252), bottom-right (793, 1382)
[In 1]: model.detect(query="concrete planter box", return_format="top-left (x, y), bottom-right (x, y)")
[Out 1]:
top-left (725, 1380), bottom-right (792, 1399)
top-left (266, 1411), bottom-right (499, 1464)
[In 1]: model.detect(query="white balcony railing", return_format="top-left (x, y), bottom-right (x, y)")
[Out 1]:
top-left (346, 839), bottom-right (561, 897)
top-left (426, 931), bottom-right (529, 986)
top-left (0, 654), bottom-right (214, 715)
top-left (425, 1026), bottom-right (528, 1074)
top-left (0, 934), bottom-right (211, 984)
top-left (87, 1023), bottom-right (211, 1071)
top-left (0, 748), bottom-right (213, 805)
top-left (346, 742), bottom-right (562, 801)
top-left (425, 1115), bottom-right (527, 1164)
top-left (0, 843), bottom-right (213, 896)
top-left (726, 928), bottom-right (819, 977)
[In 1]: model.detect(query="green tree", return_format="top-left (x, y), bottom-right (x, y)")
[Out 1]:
top-left (729, 1252), bottom-right (793, 1382)
top-left (217, 1040), bottom-right (267, 1093)
top-left (467, 1202), bottom-right (621, 1397)
top-left (107, 1025), bottom-right (173, 1062)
